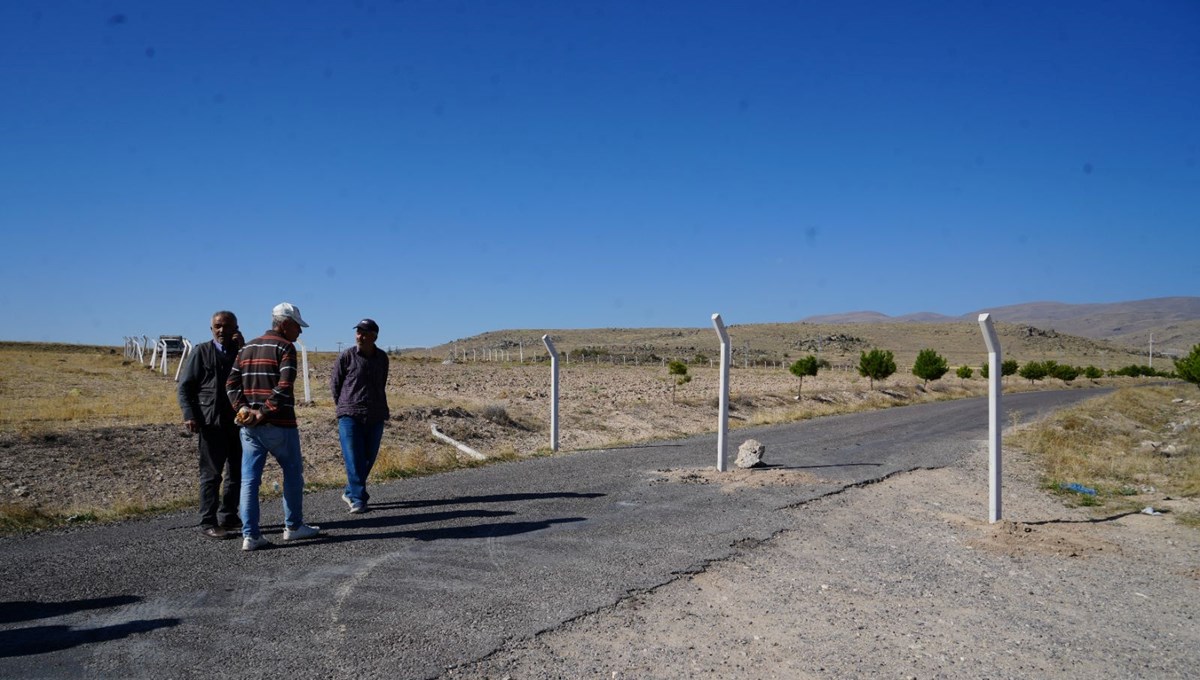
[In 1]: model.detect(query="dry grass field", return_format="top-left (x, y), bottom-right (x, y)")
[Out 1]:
top-left (0, 322), bottom-right (1193, 533)
top-left (408, 319), bottom-right (1154, 372)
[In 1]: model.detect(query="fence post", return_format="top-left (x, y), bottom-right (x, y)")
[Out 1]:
top-left (542, 335), bottom-right (559, 452)
top-left (711, 313), bottom-right (731, 472)
top-left (978, 313), bottom-right (1003, 523)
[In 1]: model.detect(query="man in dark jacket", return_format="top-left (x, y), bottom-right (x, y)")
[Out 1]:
top-left (332, 318), bottom-right (390, 514)
top-left (178, 310), bottom-right (243, 539)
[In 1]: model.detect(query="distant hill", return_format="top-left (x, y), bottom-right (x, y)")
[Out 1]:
top-left (398, 297), bottom-right (1197, 366)
top-left (799, 297), bottom-right (1200, 355)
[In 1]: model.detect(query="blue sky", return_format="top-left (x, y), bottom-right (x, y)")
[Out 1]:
top-left (1, 1), bottom-right (1197, 351)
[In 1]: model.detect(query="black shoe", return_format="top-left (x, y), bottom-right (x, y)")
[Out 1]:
top-left (201, 526), bottom-right (231, 540)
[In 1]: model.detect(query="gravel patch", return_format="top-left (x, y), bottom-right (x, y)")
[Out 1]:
top-left (445, 449), bottom-right (1200, 679)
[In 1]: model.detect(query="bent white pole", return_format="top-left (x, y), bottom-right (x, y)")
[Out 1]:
top-left (711, 313), bottom-right (731, 472)
top-left (542, 334), bottom-right (559, 452)
top-left (174, 338), bottom-right (193, 381)
top-left (297, 340), bottom-right (312, 405)
top-left (431, 423), bottom-right (486, 461)
top-left (978, 313), bottom-right (1003, 523)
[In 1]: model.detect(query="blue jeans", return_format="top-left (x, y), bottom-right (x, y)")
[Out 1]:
top-left (339, 417), bottom-right (385, 505)
top-left (239, 425), bottom-right (306, 538)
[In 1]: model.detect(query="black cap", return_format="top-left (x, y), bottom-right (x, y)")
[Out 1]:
top-left (354, 318), bottom-right (379, 333)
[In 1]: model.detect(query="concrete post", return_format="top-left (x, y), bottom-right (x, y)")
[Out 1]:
top-left (711, 313), bottom-right (731, 472)
top-left (542, 335), bottom-right (559, 452)
top-left (978, 313), bottom-right (1003, 523)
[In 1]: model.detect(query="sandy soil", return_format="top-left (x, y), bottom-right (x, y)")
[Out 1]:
top-left (445, 449), bottom-right (1200, 679)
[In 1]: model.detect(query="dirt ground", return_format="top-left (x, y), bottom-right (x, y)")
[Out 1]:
top-left (1, 355), bottom-right (1097, 516)
top-left (445, 448), bottom-right (1200, 679)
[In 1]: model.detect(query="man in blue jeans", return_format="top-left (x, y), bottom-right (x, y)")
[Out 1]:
top-left (331, 318), bottom-right (390, 514)
top-left (226, 302), bottom-right (322, 551)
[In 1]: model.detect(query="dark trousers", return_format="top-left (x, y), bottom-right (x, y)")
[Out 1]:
top-left (198, 424), bottom-right (242, 527)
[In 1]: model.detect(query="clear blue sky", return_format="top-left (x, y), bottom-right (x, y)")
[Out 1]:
top-left (2, 1), bottom-right (1197, 351)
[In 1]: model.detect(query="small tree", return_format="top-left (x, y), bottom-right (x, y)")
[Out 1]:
top-left (1083, 365), bottom-right (1103, 380)
top-left (1001, 359), bottom-right (1018, 381)
top-left (667, 360), bottom-right (691, 403)
top-left (1018, 361), bottom-right (1048, 384)
top-left (912, 348), bottom-right (949, 387)
top-left (979, 362), bottom-right (988, 379)
top-left (956, 365), bottom-right (973, 383)
top-left (1175, 344), bottom-right (1200, 389)
top-left (789, 355), bottom-right (820, 399)
top-left (1052, 364), bottom-right (1080, 382)
top-left (858, 349), bottom-right (896, 390)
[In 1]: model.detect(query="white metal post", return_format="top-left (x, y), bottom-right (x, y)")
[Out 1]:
top-left (297, 340), bottom-right (312, 404)
top-left (542, 335), bottom-right (559, 452)
top-left (711, 313), bottom-right (731, 472)
top-left (174, 338), bottom-right (193, 381)
top-left (978, 313), bottom-right (1003, 523)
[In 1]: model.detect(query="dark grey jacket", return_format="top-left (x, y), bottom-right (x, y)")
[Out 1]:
top-left (178, 341), bottom-right (238, 428)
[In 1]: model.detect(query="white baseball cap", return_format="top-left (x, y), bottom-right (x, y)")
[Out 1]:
top-left (272, 302), bottom-right (310, 327)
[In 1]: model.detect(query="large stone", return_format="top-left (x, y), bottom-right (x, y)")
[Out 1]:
top-left (735, 439), bottom-right (766, 469)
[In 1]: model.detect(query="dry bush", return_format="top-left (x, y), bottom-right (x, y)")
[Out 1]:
top-left (1007, 385), bottom-right (1200, 508)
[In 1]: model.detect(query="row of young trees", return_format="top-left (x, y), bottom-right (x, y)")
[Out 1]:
top-left (780, 343), bottom-right (1200, 396)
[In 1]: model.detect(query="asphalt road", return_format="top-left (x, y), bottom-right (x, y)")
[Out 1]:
top-left (0, 389), bottom-right (1104, 679)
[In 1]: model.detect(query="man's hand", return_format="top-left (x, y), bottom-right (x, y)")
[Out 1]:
top-left (184, 419), bottom-right (200, 434)
top-left (235, 407), bottom-right (265, 427)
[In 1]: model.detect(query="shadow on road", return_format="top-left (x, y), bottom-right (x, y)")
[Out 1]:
top-left (317, 508), bottom-right (516, 531)
top-left (0, 595), bottom-right (140, 625)
top-left (0, 594), bottom-right (178, 658)
top-left (370, 491), bottom-right (606, 510)
top-left (264, 516), bottom-right (588, 548)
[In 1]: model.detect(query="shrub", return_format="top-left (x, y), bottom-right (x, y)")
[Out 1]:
top-left (1001, 359), bottom-right (1019, 378)
top-left (668, 360), bottom-right (691, 402)
top-left (956, 365), bottom-right (973, 381)
top-left (1174, 345), bottom-right (1200, 388)
top-left (788, 355), bottom-right (821, 398)
top-left (1052, 364), bottom-right (1080, 382)
top-left (858, 349), bottom-right (896, 390)
top-left (1083, 365), bottom-right (1103, 380)
top-left (912, 349), bottom-right (949, 386)
top-left (1018, 361), bottom-right (1048, 384)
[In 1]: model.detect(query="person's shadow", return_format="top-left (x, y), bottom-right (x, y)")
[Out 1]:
top-left (0, 596), bottom-right (179, 658)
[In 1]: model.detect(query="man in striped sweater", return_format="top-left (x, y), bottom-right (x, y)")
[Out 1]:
top-left (226, 302), bottom-right (322, 551)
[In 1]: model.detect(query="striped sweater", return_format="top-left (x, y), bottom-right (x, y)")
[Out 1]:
top-left (226, 330), bottom-right (299, 428)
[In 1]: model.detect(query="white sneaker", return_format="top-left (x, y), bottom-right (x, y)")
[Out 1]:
top-left (349, 502), bottom-right (368, 515)
top-left (283, 524), bottom-right (321, 541)
top-left (341, 493), bottom-right (354, 510)
top-left (242, 535), bottom-right (271, 551)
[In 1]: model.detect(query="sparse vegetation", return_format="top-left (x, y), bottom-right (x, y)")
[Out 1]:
top-left (1051, 363), bottom-right (1080, 383)
top-left (667, 360), bottom-right (691, 403)
top-left (1175, 344), bottom-right (1200, 388)
top-left (956, 365), bottom-right (973, 382)
top-left (858, 349), bottom-right (896, 390)
top-left (912, 348), bottom-right (949, 387)
top-left (788, 355), bottom-right (821, 398)
top-left (1007, 385), bottom-right (1199, 515)
top-left (1002, 359), bottom-right (1019, 380)
top-left (1018, 361), bottom-right (1048, 384)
